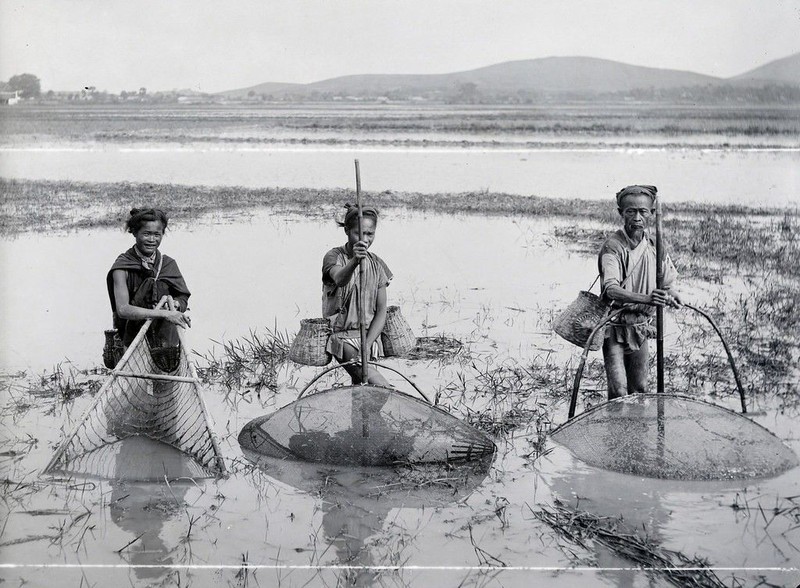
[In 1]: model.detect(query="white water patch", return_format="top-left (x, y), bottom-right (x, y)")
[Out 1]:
top-left (1, 143), bottom-right (798, 206)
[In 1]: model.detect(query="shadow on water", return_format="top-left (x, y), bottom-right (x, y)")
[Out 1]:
top-left (241, 449), bottom-right (492, 587)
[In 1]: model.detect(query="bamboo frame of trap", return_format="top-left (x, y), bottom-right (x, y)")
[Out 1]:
top-left (43, 297), bottom-right (226, 476)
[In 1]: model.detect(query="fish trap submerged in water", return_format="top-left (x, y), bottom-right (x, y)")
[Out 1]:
top-left (551, 394), bottom-right (798, 480)
top-left (239, 385), bottom-right (496, 466)
top-left (44, 298), bottom-right (226, 478)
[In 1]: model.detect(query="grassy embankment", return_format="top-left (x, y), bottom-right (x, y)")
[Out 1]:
top-left (0, 177), bottom-right (789, 235)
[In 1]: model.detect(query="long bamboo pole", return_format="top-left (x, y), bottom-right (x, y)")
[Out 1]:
top-left (655, 194), bottom-right (665, 395)
top-left (354, 160), bottom-right (368, 385)
top-left (654, 193), bottom-right (666, 462)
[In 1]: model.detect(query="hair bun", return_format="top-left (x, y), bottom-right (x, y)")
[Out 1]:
top-left (129, 208), bottom-right (141, 216)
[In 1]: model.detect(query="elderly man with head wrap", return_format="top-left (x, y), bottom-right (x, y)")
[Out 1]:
top-left (598, 185), bottom-right (684, 399)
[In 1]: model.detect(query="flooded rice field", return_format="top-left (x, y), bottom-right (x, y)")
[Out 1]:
top-left (1, 210), bottom-right (799, 587)
top-left (1, 103), bottom-right (799, 585)
top-left (1, 103), bottom-right (799, 207)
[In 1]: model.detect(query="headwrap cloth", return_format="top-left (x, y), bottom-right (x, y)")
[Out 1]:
top-left (615, 185), bottom-right (658, 207)
top-left (340, 203), bottom-right (379, 229)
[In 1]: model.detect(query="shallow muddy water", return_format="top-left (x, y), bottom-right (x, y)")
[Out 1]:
top-left (1, 142), bottom-right (798, 207)
top-left (0, 211), bottom-right (605, 371)
top-left (1, 209), bottom-right (799, 587)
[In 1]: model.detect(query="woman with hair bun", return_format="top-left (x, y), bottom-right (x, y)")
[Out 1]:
top-left (105, 208), bottom-right (191, 367)
top-left (322, 203), bottom-right (391, 386)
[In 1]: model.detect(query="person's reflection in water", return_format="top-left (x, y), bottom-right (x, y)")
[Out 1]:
top-left (109, 480), bottom-right (189, 581)
top-left (320, 487), bottom-right (391, 587)
top-left (104, 438), bottom-right (194, 582)
top-left (243, 451), bottom-right (492, 588)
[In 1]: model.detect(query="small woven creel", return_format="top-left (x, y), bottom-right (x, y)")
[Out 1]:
top-left (381, 306), bottom-right (416, 357)
top-left (553, 291), bottom-right (609, 351)
top-left (102, 329), bottom-right (126, 369)
top-left (289, 318), bottom-right (332, 366)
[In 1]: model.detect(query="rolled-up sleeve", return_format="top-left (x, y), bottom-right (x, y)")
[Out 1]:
top-left (322, 248), bottom-right (343, 285)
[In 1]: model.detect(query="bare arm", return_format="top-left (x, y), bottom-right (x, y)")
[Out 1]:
top-left (365, 286), bottom-right (387, 347)
top-left (327, 242), bottom-right (368, 287)
top-left (112, 270), bottom-right (191, 327)
top-left (605, 284), bottom-right (680, 308)
top-left (328, 256), bottom-right (360, 288)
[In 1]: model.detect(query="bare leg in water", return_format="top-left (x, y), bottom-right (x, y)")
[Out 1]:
top-left (338, 342), bottom-right (390, 387)
top-left (603, 338), bottom-right (649, 399)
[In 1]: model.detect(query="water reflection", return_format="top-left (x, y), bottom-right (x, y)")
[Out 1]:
top-left (109, 479), bottom-right (189, 580)
top-left (52, 436), bottom-right (202, 582)
top-left (1, 145), bottom-right (797, 206)
top-left (53, 435), bottom-right (207, 481)
top-left (543, 445), bottom-right (756, 585)
top-left (242, 450), bottom-right (491, 586)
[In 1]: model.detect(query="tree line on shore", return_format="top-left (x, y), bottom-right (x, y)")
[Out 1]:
top-left (3, 72), bottom-right (800, 105)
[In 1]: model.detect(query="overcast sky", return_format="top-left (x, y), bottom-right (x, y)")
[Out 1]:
top-left (1, 0), bottom-right (798, 93)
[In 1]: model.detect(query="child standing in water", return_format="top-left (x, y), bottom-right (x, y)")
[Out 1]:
top-left (322, 204), bottom-right (391, 386)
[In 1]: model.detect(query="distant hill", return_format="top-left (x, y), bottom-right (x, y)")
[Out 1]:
top-left (732, 53), bottom-right (800, 85)
top-left (305, 57), bottom-right (720, 94)
top-left (220, 53), bottom-right (800, 101)
top-left (218, 81), bottom-right (304, 98)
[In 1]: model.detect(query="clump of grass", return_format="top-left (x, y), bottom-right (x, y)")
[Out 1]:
top-left (406, 335), bottom-right (464, 361)
top-left (194, 327), bottom-right (291, 395)
top-left (27, 363), bottom-right (101, 402)
top-left (533, 501), bottom-right (727, 588)
top-left (667, 213), bottom-right (800, 280)
top-left (436, 354), bottom-right (567, 442)
top-left (553, 225), bottom-right (607, 253)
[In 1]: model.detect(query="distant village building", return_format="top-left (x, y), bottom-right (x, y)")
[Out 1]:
top-left (0, 91), bottom-right (21, 105)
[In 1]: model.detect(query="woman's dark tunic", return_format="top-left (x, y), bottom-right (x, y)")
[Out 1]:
top-left (105, 247), bottom-right (190, 347)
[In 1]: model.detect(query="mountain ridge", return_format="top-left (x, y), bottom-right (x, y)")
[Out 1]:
top-left (220, 53), bottom-right (800, 99)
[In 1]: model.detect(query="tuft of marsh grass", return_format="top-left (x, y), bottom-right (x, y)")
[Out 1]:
top-left (193, 327), bottom-right (291, 396)
top-left (26, 363), bottom-right (101, 402)
top-left (532, 501), bottom-right (727, 588)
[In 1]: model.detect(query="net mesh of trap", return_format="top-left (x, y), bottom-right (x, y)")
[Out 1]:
top-left (239, 385), bottom-right (495, 466)
top-left (44, 318), bottom-right (225, 477)
top-left (551, 394), bottom-right (798, 480)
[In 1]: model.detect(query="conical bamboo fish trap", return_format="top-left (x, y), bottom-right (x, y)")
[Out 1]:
top-left (44, 299), bottom-right (226, 477)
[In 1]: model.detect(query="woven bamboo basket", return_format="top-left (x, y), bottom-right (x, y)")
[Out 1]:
top-left (289, 318), bottom-right (332, 366)
top-left (102, 329), bottom-right (125, 369)
top-left (553, 291), bottom-right (610, 351)
top-left (381, 306), bottom-right (417, 357)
